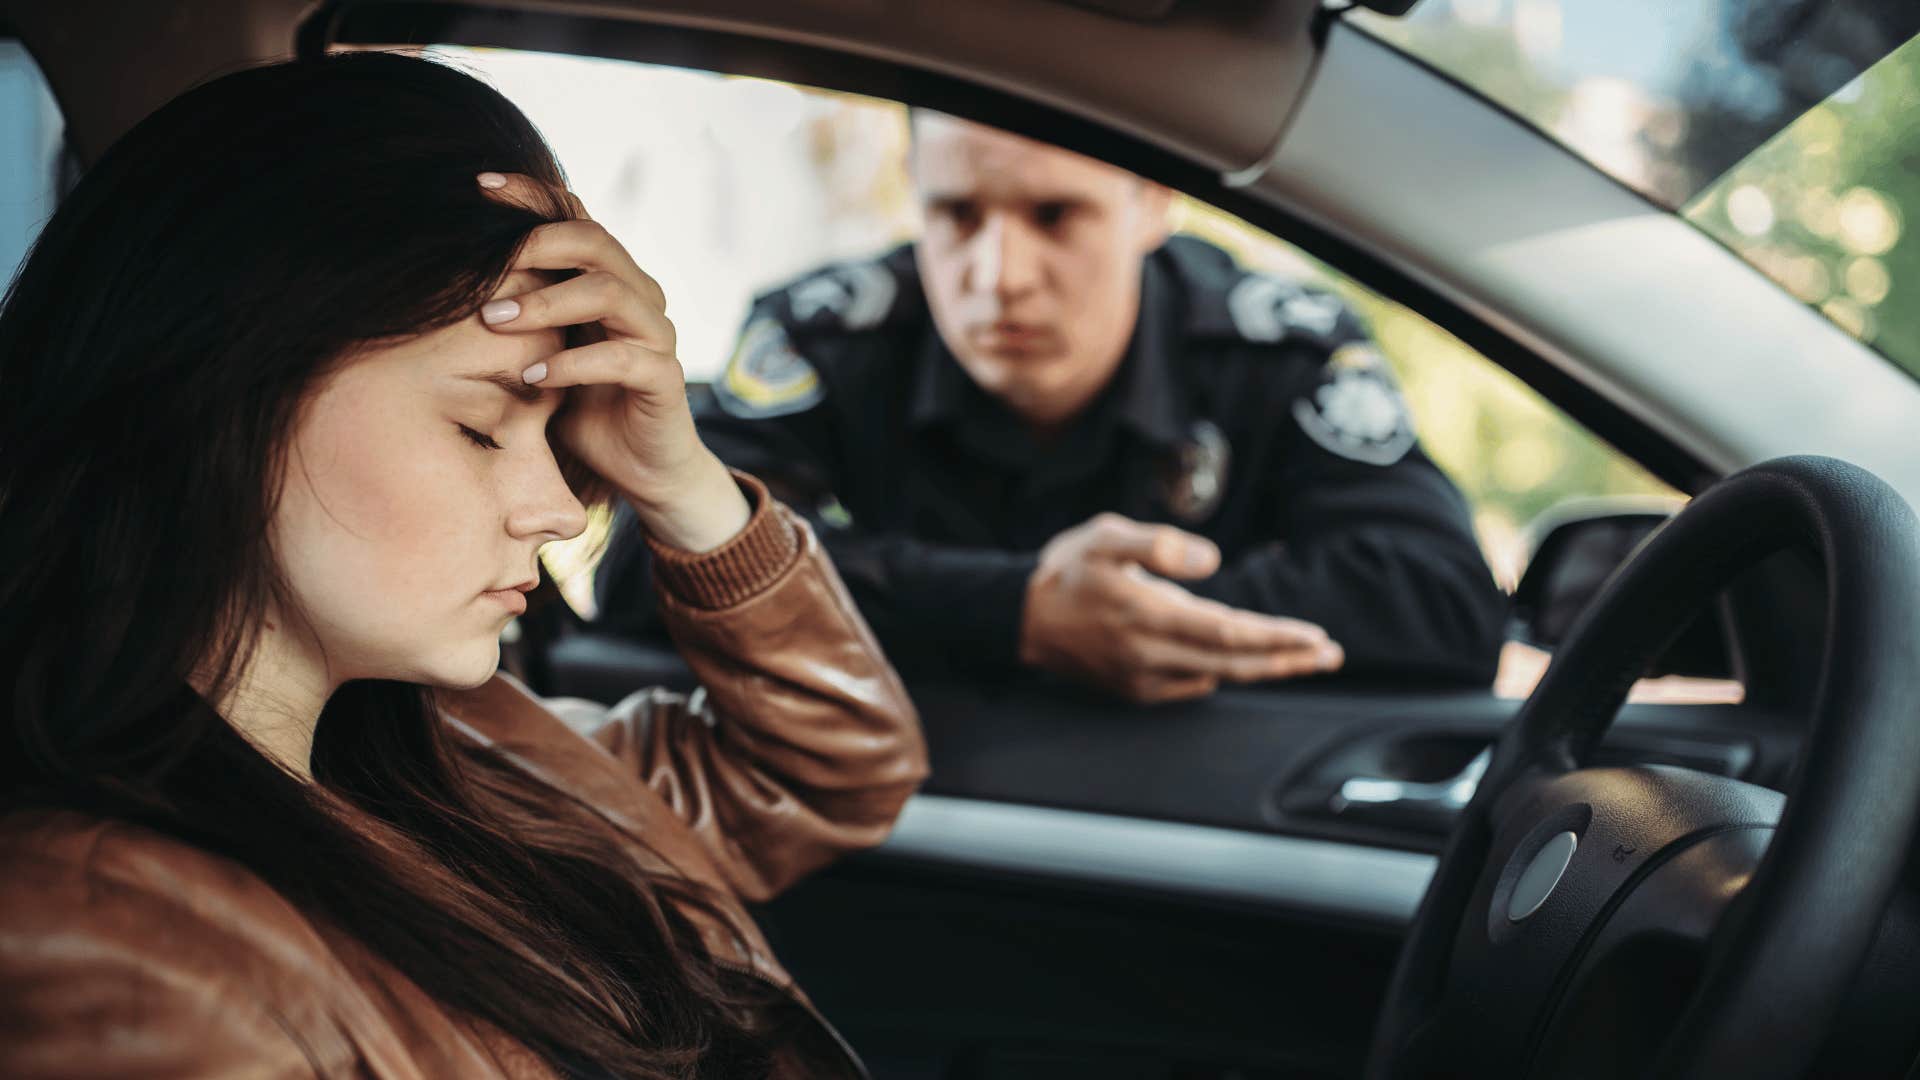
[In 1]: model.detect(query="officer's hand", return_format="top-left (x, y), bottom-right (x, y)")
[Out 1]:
top-left (477, 172), bottom-right (748, 553)
top-left (1019, 513), bottom-right (1344, 704)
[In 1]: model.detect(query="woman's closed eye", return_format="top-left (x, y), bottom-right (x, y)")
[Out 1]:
top-left (457, 423), bottom-right (504, 451)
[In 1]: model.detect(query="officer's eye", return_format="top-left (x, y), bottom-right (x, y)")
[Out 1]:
top-left (1033, 201), bottom-right (1077, 231)
top-left (933, 198), bottom-right (981, 232)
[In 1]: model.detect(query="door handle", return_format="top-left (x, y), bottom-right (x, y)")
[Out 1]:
top-left (1332, 746), bottom-right (1491, 814)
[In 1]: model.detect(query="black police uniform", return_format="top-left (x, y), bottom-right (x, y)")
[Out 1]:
top-left (595, 235), bottom-right (1508, 685)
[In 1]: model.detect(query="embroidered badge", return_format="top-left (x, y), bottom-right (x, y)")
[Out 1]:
top-left (1226, 274), bottom-right (1349, 344)
top-left (1161, 419), bottom-right (1232, 523)
top-left (788, 261), bottom-right (898, 331)
top-left (714, 319), bottom-right (824, 419)
top-left (1292, 350), bottom-right (1417, 466)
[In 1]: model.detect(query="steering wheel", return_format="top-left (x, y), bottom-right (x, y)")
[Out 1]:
top-left (1366, 456), bottom-right (1920, 1078)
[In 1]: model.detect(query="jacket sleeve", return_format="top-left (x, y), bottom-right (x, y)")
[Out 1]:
top-left (1195, 445), bottom-right (1508, 685)
top-left (0, 824), bottom-right (324, 1079)
top-left (587, 471), bottom-right (929, 901)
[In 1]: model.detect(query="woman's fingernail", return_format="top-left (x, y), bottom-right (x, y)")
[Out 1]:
top-left (478, 172), bottom-right (508, 189)
top-left (481, 299), bottom-right (519, 324)
top-left (522, 362), bottom-right (549, 384)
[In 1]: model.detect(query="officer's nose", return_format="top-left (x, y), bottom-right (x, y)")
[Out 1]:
top-left (969, 211), bottom-right (1042, 303)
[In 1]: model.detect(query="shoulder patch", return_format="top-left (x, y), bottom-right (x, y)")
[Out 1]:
top-left (1291, 344), bottom-right (1417, 465)
top-left (785, 259), bottom-right (899, 332)
top-left (713, 319), bottom-right (825, 419)
top-left (1225, 273), bottom-right (1354, 346)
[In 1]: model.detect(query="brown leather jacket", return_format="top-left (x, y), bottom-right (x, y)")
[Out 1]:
top-left (0, 476), bottom-right (928, 1078)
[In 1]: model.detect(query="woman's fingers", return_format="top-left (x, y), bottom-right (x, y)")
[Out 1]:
top-left (522, 338), bottom-right (684, 400)
top-left (478, 170), bottom-right (587, 221)
top-left (482, 270), bottom-right (677, 355)
top-left (476, 174), bottom-right (742, 544)
top-left (474, 172), bottom-right (673, 351)
top-left (511, 220), bottom-right (664, 312)
top-left (477, 173), bottom-right (665, 312)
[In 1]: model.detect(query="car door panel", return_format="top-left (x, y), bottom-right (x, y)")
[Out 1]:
top-left (754, 855), bottom-right (1402, 1079)
top-left (542, 633), bottom-right (1801, 1076)
top-left (545, 634), bottom-right (1798, 852)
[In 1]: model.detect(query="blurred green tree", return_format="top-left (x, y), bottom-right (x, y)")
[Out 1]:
top-left (1686, 32), bottom-right (1920, 380)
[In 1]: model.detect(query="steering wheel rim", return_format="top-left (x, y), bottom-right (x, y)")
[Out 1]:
top-left (1367, 455), bottom-right (1920, 1078)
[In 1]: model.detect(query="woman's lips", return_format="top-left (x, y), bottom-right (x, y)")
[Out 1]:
top-left (482, 588), bottom-right (529, 616)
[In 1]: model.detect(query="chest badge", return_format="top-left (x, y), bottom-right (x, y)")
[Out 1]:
top-left (1292, 344), bottom-right (1417, 465)
top-left (1162, 419), bottom-right (1232, 524)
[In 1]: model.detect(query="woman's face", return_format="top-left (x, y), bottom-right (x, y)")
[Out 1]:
top-left (271, 271), bottom-right (588, 690)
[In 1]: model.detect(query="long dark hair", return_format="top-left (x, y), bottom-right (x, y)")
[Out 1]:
top-left (0, 52), bottom-right (786, 1078)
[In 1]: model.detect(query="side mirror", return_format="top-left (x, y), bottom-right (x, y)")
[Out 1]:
top-left (1512, 497), bottom-right (1737, 681)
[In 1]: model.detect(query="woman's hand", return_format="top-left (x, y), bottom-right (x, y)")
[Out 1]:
top-left (475, 172), bottom-right (749, 553)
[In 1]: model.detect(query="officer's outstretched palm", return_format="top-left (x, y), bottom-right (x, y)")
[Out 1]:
top-left (1019, 513), bottom-right (1345, 704)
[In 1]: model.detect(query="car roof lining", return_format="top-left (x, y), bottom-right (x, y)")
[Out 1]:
top-left (5, 0), bottom-right (1323, 174)
top-left (318, 4), bottom-right (1231, 195)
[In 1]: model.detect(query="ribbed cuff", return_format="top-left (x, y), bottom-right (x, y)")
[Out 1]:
top-left (645, 470), bottom-right (801, 610)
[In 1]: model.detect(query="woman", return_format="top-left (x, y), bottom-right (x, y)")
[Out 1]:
top-left (0, 52), bottom-right (926, 1079)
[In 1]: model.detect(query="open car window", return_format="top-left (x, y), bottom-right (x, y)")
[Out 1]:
top-left (404, 44), bottom-right (1737, 703)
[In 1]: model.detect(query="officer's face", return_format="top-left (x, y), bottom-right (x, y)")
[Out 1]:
top-left (912, 114), bottom-right (1171, 434)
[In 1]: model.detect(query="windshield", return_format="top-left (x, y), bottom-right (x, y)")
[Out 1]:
top-left (1352, 1), bottom-right (1920, 380)
top-left (1349, 1), bottom-right (1919, 207)
top-left (1684, 30), bottom-right (1920, 380)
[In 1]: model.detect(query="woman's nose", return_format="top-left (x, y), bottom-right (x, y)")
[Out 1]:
top-left (507, 457), bottom-right (589, 544)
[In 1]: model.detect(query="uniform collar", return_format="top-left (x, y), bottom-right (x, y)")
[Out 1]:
top-left (1115, 248), bottom-right (1189, 450)
top-left (907, 246), bottom-right (1189, 451)
top-left (907, 325), bottom-right (974, 431)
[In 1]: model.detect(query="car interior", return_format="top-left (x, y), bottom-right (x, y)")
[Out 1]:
top-left (5, 1), bottom-right (1920, 1077)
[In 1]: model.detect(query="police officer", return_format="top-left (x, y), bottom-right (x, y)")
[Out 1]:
top-left (595, 112), bottom-right (1507, 703)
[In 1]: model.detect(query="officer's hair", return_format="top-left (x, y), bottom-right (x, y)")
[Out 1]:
top-left (904, 106), bottom-right (1153, 195)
